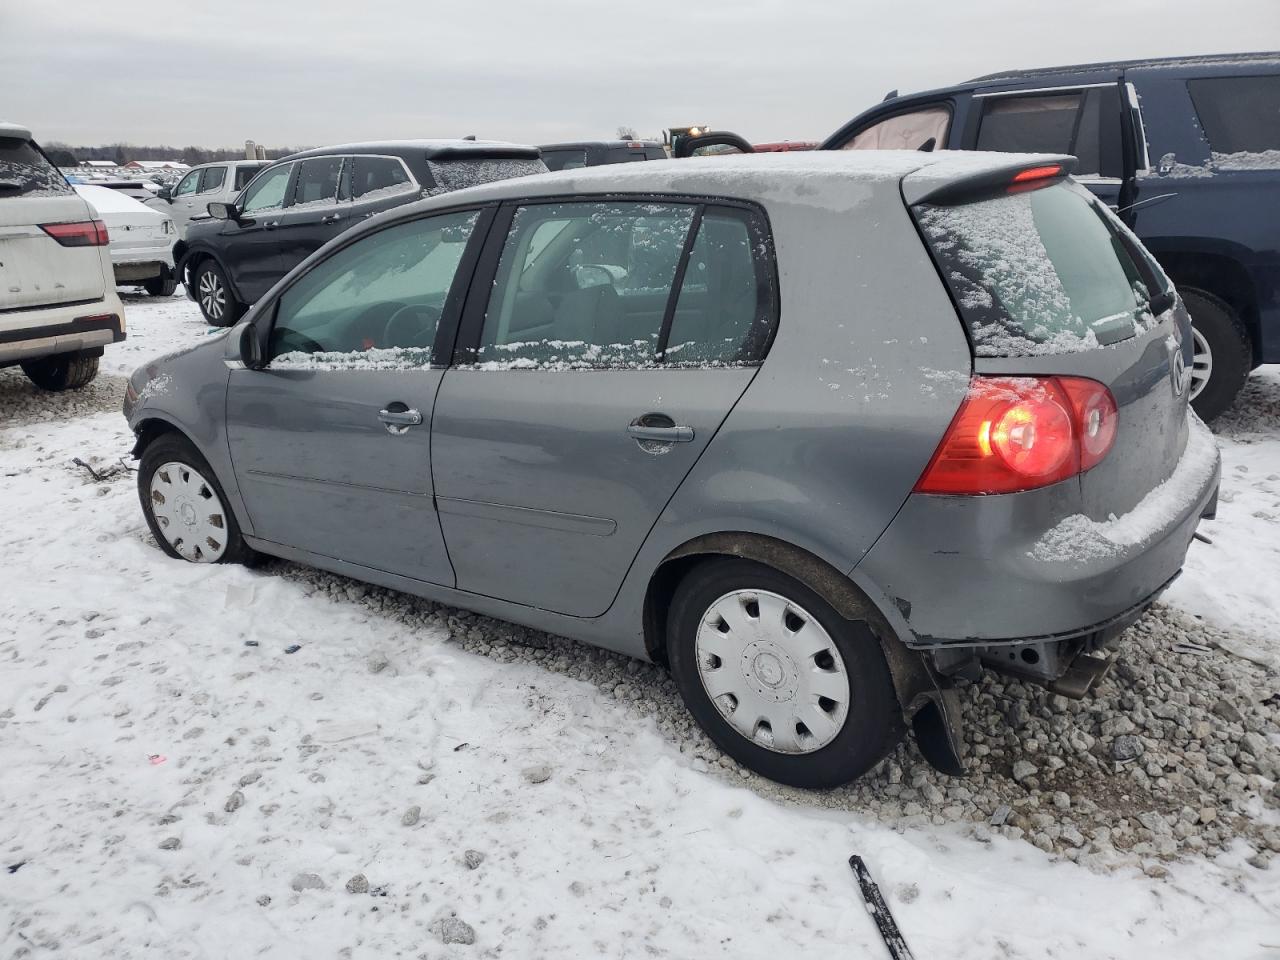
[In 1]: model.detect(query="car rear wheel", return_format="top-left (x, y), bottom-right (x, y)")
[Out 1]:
top-left (138, 433), bottom-right (255, 565)
top-left (1180, 287), bottom-right (1251, 421)
top-left (144, 270), bottom-right (178, 297)
top-left (193, 259), bottom-right (242, 327)
top-left (667, 558), bottom-right (903, 788)
top-left (20, 352), bottom-right (100, 391)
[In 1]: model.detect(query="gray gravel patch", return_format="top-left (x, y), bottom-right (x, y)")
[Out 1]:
top-left (277, 560), bottom-right (1279, 870)
top-left (1214, 367), bottom-right (1280, 439)
top-left (0, 366), bottom-right (127, 430)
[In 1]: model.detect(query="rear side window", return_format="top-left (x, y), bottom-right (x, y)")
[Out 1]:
top-left (915, 181), bottom-right (1161, 357)
top-left (293, 156), bottom-right (343, 206)
top-left (351, 156), bottom-right (414, 199)
top-left (841, 106), bottom-right (951, 152)
top-left (0, 138), bottom-right (72, 197)
top-left (475, 201), bottom-right (775, 369)
top-left (976, 89), bottom-right (1122, 178)
top-left (427, 158), bottom-right (547, 192)
top-left (1187, 75), bottom-right (1280, 157)
top-left (234, 165), bottom-right (259, 190)
top-left (200, 166), bottom-right (226, 193)
top-left (541, 149), bottom-right (587, 171)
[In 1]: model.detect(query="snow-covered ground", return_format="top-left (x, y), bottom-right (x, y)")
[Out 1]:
top-left (1, 293), bottom-right (1277, 958)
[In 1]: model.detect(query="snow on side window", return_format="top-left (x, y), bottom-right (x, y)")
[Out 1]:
top-left (268, 210), bottom-right (479, 370)
top-left (915, 181), bottom-right (1159, 357)
top-left (0, 138), bottom-right (73, 197)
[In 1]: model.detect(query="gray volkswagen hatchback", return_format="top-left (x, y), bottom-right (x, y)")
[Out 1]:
top-left (124, 152), bottom-right (1220, 788)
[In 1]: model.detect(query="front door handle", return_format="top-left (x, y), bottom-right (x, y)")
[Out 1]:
top-left (322, 212), bottom-right (343, 223)
top-left (378, 407), bottom-right (423, 435)
top-left (627, 414), bottom-right (694, 444)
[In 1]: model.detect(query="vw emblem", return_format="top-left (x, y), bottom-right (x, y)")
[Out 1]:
top-left (1171, 346), bottom-right (1189, 396)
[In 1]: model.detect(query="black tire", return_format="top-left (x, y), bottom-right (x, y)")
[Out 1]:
top-left (1180, 286), bottom-right (1251, 422)
top-left (144, 270), bottom-right (178, 297)
top-left (191, 258), bottom-right (243, 327)
top-left (138, 433), bottom-right (256, 565)
top-left (667, 558), bottom-right (903, 789)
top-left (20, 352), bottom-right (100, 391)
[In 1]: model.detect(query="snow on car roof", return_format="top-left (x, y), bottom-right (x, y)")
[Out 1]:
top-left (403, 148), bottom-right (1075, 210)
top-left (73, 183), bottom-right (165, 217)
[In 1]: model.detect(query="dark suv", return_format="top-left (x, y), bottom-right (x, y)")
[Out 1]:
top-left (176, 140), bottom-right (545, 325)
top-left (823, 52), bottom-right (1280, 420)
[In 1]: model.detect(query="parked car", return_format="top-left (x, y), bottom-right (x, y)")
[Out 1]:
top-left (1, 122), bottom-right (125, 391)
top-left (75, 184), bottom-right (177, 296)
top-left (821, 52), bottom-right (1280, 421)
top-left (538, 140), bottom-right (667, 171)
top-left (67, 177), bottom-right (162, 202)
top-left (146, 160), bottom-right (268, 239)
top-left (125, 152), bottom-right (1219, 788)
top-left (175, 140), bottom-right (546, 326)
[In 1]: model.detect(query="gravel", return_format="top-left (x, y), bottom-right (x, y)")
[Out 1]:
top-left (0, 366), bottom-right (128, 432)
top-left (279, 559), bottom-right (1278, 869)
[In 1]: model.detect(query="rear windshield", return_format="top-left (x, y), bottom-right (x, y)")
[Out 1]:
top-left (426, 157), bottom-right (547, 193)
top-left (914, 181), bottom-right (1165, 357)
top-left (1187, 75), bottom-right (1280, 157)
top-left (0, 137), bottom-right (73, 197)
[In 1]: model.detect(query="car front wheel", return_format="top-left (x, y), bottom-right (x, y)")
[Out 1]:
top-left (138, 433), bottom-right (255, 565)
top-left (193, 259), bottom-right (243, 327)
top-left (667, 558), bottom-right (903, 789)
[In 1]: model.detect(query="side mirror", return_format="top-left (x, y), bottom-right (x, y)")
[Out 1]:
top-left (239, 321), bottom-right (265, 370)
top-left (157, 185), bottom-right (173, 201)
top-left (674, 131), bottom-right (756, 159)
top-left (208, 201), bottom-right (238, 221)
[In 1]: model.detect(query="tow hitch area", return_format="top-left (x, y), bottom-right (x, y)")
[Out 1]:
top-left (1047, 652), bottom-right (1114, 699)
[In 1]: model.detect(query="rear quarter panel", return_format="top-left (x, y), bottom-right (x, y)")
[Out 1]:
top-left (618, 176), bottom-right (973, 620)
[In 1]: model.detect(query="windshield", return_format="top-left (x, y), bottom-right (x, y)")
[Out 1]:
top-left (914, 180), bottom-right (1163, 357)
top-left (0, 137), bottom-right (73, 197)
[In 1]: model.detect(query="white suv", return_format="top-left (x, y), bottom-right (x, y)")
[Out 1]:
top-left (1, 122), bottom-right (125, 391)
top-left (147, 160), bottom-right (268, 239)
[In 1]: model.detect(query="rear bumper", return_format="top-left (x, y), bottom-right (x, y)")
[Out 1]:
top-left (855, 416), bottom-right (1221, 647)
top-left (0, 292), bottom-right (127, 366)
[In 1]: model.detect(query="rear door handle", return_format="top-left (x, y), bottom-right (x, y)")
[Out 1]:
top-left (322, 213), bottom-right (343, 223)
top-left (627, 415), bottom-right (694, 443)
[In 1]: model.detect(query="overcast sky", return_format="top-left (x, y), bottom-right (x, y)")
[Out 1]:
top-left (3, 0), bottom-right (1276, 149)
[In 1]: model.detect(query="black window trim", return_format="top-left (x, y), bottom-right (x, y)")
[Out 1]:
top-left (250, 201), bottom-right (498, 369)
top-left (449, 191), bottom-right (780, 370)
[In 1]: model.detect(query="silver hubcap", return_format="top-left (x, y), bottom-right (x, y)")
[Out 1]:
top-left (198, 270), bottom-right (225, 321)
top-left (1190, 327), bottom-right (1212, 400)
top-left (695, 589), bottom-right (850, 755)
top-left (148, 461), bottom-right (228, 562)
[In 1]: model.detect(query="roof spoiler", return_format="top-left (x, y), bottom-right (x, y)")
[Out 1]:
top-left (428, 144), bottom-right (542, 162)
top-left (903, 155), bottom-right (1077, 206)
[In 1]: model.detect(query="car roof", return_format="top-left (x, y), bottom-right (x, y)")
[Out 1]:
top-left (969, 50), bottom-right (1280, 83)
top-left (282, 139), bottom-right (541, 163)
top-left (387, 149), bottom-right (1071, 212)
top-left (539, 140), bottom-right (664, 150)
top-left (0, 121), bottom-right (33, 141)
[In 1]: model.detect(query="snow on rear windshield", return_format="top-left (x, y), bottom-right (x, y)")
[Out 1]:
top-left (427, 158), bottom-right (546, 193)
top-left (915, 181), bottom-right (1161, 357)
top-left (0, 138), bottom-right (73, 197)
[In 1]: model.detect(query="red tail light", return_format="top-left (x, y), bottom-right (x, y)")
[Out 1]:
top-left (40, 220), bottom-right (110, 247)
top-left (914, 376), bottom-right (1118, 495)
top-left (1011, 164), bottom-right (1062, 183)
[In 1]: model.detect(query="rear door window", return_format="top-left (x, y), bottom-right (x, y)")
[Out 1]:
top-left (540, 149), bottom-right (587, 171)
top-left (474, 201), bottom-right (775, 368)
top-left (200, 166), bottom-right (227, 193)
top-left (1187, 75), bottom-right (1280, 157)
top-left (0, 138), bottom-right (73, 196)
top-left (234, 165), bottom-right (259, 190)
top-left (914, 180), bottom-right (1161, 356)
top-left (841, 105), bottom-right (951, 152)
top-left (292, 156), bottom-right (343, 206)
top-left (352, 156), bottom-right (415, 199)
top-left (976, 88), bottom-right (1122, 178)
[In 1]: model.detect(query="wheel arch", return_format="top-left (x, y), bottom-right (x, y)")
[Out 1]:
top-left (1152, 246), bottom-right (1259, 364)
top-left (643, 531), bottom-right (965, 774)
top-left (179, 245), bottom-right (245, 304)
